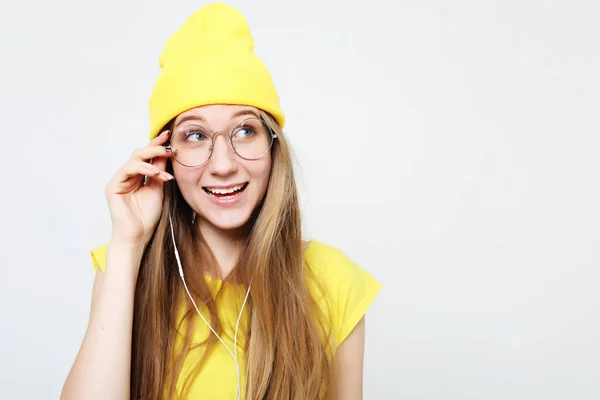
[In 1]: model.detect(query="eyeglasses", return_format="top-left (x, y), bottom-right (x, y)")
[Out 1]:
top-left (166, 117), bottom-right (277, 167)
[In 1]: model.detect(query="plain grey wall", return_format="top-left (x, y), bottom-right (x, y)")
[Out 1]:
top-left (1, 0), bottom-right (598, 399)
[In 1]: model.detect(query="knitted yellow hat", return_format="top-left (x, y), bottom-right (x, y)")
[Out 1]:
top-left (148, 3), bottom-right (285, 140)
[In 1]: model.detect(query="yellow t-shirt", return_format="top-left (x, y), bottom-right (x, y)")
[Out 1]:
top-left (90, 240), bottom-right (381, 399)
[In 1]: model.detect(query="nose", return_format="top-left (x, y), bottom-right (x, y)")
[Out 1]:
top-left (207, 132), bottom-right (238, 176)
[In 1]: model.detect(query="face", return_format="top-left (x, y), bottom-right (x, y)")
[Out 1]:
top-left (170, 105), bottom-right (272, 233)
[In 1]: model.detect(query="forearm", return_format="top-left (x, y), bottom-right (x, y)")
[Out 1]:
top-left (61, 242), bottom-right (144, 400)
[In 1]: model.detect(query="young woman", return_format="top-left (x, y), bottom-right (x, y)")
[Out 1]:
top-left (62, 3), bottom-right (381, 399)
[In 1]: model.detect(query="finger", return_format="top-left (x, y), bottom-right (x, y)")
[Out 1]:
top-left (118, 161), bottom-right (173, 183)
top-left (131, 145), bottom-right (172, 163)
top-left (148, 157), bottom-right (173, 191)
top-left (129, 161), bottom-right (174, 180)
top-left (149, 129), bottom-right (171, 146)
top-left (150, 153), bottom-right (168, 172)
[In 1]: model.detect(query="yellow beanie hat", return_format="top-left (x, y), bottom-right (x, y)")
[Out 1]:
top-left (148, 3), bottom-right (285, 140)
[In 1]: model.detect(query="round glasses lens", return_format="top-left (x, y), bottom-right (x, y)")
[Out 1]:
top-left (171, 125), bottom-right (212, 167)
top-left (232, 118), bottom-right (273, 160)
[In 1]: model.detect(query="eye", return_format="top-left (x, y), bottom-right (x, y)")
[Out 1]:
top-left (184, 130), bottom-right (209, 142)
top-left (233, 125), bottom-right (256, 139)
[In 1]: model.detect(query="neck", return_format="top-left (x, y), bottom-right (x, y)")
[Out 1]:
top-left (198, 220), bottom-right (249, 279)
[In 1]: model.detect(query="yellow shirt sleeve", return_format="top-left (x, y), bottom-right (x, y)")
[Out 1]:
top-left (90, 242), bottom-right (109, 272)
top-left (305, 241), bottom-right (382, 348)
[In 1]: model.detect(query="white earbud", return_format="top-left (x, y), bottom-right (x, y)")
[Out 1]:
top-left (169, 213), bottom-right (250, 400)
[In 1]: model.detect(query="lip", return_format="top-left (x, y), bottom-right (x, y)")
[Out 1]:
top-left (202, 182), bottom-right (247, 190)
top-left (203, 183), bottom-right (248, 207)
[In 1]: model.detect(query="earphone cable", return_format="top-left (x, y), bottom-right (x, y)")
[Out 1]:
top-left (168, 213), bottom-right (249, 400)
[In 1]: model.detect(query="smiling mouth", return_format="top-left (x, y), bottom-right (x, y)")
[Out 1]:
top-left (202, 183), bottom-right (249, 198)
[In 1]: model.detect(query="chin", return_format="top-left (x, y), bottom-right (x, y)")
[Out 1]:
top-left (200, 209), bottom-right (254, 231)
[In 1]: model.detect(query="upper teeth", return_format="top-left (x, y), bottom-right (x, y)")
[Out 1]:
top-left (206, 184), bottom-right (244, 194)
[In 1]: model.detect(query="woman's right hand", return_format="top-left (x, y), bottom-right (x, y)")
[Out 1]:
top-left (105, 130), bottom-right (174, 247)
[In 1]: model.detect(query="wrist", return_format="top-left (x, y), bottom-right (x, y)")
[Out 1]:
top-left (108, 234), bottom-right (149, 253)
top-left (106, 239), bottom-right (147, 271)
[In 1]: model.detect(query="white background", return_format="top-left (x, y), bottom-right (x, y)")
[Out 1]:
top-left (1, 0), bottom-right (599, 399)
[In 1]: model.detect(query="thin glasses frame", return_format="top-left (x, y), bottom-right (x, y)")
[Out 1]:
top-left (165, 117), bottom-right (278, 168)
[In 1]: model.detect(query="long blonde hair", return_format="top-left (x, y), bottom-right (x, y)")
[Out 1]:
top-left (130, 110), bottom-right (333, 399)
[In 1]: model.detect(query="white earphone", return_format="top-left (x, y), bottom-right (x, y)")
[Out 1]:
top-left (168, 213), bottom-right (250, 400)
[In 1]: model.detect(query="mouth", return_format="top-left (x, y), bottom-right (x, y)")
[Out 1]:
top-left (202, 182), bottom-right (249, 199)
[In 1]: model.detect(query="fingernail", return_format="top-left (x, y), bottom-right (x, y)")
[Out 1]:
top-left (161, 171), bottom-right (174, 180)
top-left (162, 130), bottom-right (170, 136)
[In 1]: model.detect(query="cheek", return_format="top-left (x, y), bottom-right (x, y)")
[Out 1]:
top-left (248, 158), bottom-right (272, 185)
top-left (172, 163), bottom-right (204, 193)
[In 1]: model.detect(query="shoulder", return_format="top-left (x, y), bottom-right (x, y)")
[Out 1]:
top-left (303, 240), bottom-right (353, 279)
top-left (304, 240), bottom-right (379, 288)
top-left (303, 240), bottom-right (382, 348)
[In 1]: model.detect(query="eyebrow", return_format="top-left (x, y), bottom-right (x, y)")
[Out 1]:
top-left (174, 108), bottom-right (260, 128)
